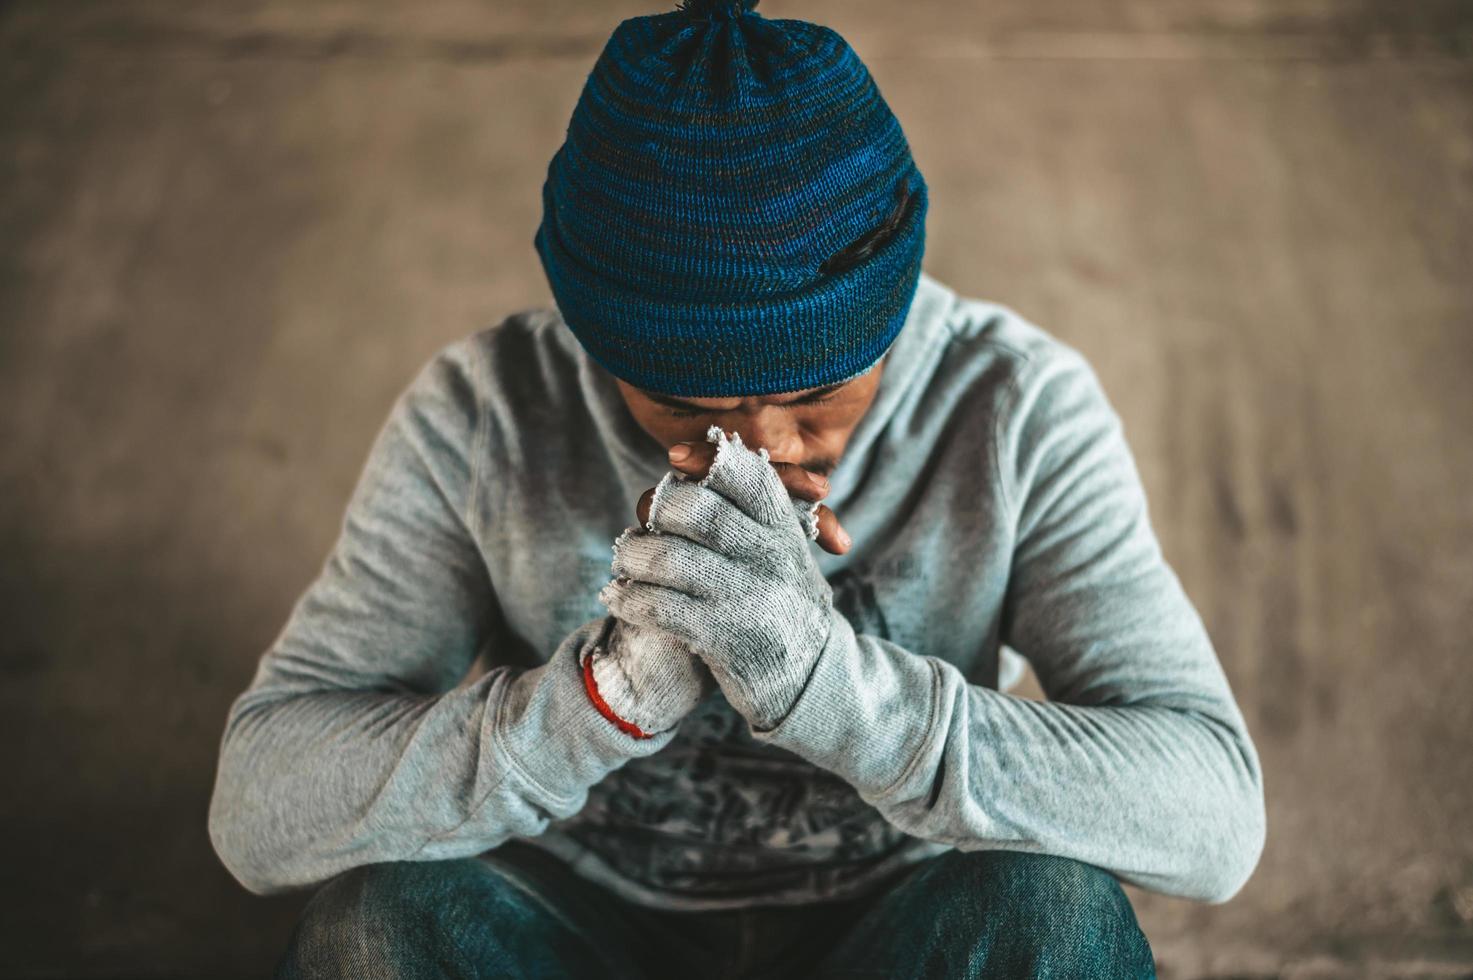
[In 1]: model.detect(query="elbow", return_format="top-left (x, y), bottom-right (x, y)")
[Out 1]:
top-left (209, 840), bottom-right (285, 898)
top-left (208, 733), bottom-right (308, 898)
top-left (1194, 745), bottom-right (1267, 904)
top-left (208, 773), bottom-right (294, 897)
top-left (209, 805), bottom-right (315, 897)
top-left (1195, 792), bottom-right (1265, 904)
top-left (207, 694), bottom-right (322, 897)
top-left (1158, 711), bottom-right (1267, 904)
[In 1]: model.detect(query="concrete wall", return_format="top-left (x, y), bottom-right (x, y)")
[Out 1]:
top-left (2, 1), bottom-right (1470, 976)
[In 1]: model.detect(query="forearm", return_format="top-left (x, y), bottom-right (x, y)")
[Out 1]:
top-left (208, 616), bottom-right (676, 896)
top-left (750, 613), bottom-right (1266, 904)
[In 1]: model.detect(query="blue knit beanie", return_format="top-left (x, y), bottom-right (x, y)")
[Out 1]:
top-left (534, 0), bottom-right (928, 397)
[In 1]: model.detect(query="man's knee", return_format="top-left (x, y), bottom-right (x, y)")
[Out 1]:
top-left (275, 859), bottom-right (514, 980)
top-left (914, 849), bottom-right (1155, 976)
top-left (944, 849), bottom-right (1137, 922)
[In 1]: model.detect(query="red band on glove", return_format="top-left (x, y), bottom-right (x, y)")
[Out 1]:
top-left (581, 650), bottom-right (656, 740)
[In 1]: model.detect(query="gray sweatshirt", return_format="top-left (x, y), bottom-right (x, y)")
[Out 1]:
top-left (207, 271), bottom-right (1266, 909)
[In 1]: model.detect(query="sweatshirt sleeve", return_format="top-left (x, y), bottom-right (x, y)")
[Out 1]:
top-left (749, 347), bottom-right (1266, 904)
top-left (207, 337), bottom-right (678, 897)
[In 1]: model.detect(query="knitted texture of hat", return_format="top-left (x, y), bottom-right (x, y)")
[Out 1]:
top-left (534, 0), bottom-right (929, 397)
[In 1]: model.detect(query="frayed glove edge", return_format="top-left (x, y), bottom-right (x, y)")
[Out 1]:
top-left (579, 647), bottom-right (664, 740)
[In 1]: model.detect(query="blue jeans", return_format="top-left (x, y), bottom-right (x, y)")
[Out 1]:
top-left (274, 842), bottom-right (1156, 979)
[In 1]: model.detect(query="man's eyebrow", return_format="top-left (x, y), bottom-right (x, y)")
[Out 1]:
top-left (645, 381), bottom-right (849, 411)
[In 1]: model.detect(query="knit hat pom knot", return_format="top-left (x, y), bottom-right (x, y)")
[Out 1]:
top-left (676, 0), bottom-right (759, 21)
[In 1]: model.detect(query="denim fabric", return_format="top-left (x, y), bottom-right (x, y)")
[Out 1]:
top-left (274, 843), bottom-right (1155, 980)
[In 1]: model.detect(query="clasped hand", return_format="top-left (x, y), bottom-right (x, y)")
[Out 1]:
top-left (598, 426), bottom-right (843, 732)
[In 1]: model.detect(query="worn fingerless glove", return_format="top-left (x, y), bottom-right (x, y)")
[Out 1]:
top-left (580, 614), bottom-right (715, 739)
top-left (601, 426), bottom-right (837, 731)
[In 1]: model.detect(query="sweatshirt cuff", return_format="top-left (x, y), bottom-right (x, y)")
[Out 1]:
top-left (747, 608), bottom-right (941, 801)
top-left (491, 617), bottom-right (678, 813)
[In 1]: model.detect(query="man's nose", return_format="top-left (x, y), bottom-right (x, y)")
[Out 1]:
top-left (728, 405), bottom-right (804, 464)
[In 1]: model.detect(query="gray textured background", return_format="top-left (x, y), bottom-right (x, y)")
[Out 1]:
top-left (2, 1), bottom-right (1471, 977)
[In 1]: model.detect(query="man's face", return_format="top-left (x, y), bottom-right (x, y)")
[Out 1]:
top-left (614, 356), bottom-right (886, 477)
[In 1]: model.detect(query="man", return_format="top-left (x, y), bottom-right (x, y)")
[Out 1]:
top-left (207, 0), bottom-right (1266, 977)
